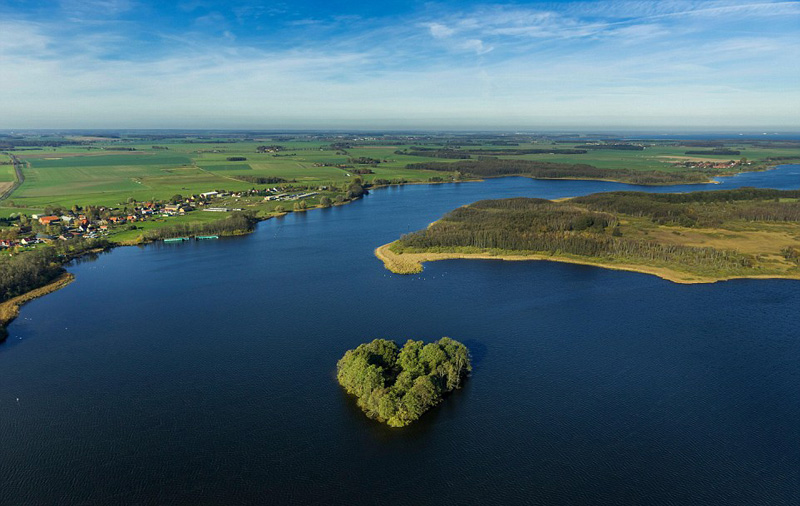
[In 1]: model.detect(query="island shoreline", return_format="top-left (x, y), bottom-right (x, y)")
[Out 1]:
top-left (375, 242), bottom-right (800, 285)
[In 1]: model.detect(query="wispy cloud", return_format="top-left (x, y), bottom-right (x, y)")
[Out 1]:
top-left (0, 0), bottom-right (798, 128)
top-left (426, 22), bottom-right (456, 39)
top-left (59, 0), bottom-right (137, 17)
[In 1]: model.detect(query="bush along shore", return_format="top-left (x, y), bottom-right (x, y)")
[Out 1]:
top-left (337, 338), bottom-right (471, 427)
top-left (378, 188), bottom-right (800, 284)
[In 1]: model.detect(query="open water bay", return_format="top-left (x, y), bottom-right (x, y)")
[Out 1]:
top-left (2, 166), bottom-right (800, 504)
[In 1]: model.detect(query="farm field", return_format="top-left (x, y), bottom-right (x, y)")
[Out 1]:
top-left (0, 155), bottom-right (16, 182)
top-left (4, 139), bottom-right (446, 209)
top-left (508, 143), bottom-right (800, 171)
top-left (2, 132), bottom-right (799, 227)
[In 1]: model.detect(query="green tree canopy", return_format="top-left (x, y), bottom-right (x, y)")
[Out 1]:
top-left (336, 338), bottom-right (471, 427)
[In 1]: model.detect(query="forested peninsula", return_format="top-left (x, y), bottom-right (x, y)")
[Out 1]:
top-left (337, 338), bottom-right (471, 427)
top-left (377, 188), bottom-right (800, 284)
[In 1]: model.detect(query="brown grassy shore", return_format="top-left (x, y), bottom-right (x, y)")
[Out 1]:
top-left (375, 242), bottom-right (800, 285)
top-left (0, 272), bottom-right (75, 340)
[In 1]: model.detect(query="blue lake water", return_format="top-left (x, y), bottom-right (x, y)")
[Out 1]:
top-left (2, 166), bottom-right (800, 504)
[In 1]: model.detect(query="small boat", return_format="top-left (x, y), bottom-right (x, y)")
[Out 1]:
top-left (196, 235), bottom-right (219, 240)
top-left (164, 237), bottom-right (190, 242)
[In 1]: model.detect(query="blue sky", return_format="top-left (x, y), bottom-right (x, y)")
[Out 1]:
top-left (1, 0), bottom-right (798, 130)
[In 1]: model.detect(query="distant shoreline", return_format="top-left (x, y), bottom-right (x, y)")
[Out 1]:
top-left (375, 242), bottom-right (800, 285)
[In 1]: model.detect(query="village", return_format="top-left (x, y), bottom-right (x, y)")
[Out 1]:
top-left (0, 186), bottom-right (326, 250)
top-left (671, 159), bottom-right (750, 170)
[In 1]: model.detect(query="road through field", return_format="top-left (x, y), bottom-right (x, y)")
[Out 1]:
top-left (0, 154), bottom-right (25, 201)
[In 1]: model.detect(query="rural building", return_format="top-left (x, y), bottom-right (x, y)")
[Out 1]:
top-left (38, 215), bottom-right (61, 226)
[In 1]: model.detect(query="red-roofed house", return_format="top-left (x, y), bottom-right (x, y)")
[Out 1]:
top-left (38, 215), bottom-right (60, 226)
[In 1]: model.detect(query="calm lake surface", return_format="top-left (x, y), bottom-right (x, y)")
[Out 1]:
top-left (2, 166), bottom-right (800, 505)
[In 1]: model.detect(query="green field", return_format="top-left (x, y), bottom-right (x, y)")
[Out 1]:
top-left (5, 140), bottom-right (447, 209)
top-left (507, 143), bottom-right (799, 171)
top-left (106, 211), bottom-right (239, 244)
top-left (0, 155), bottom-right (16, 182)
top-left (2, 133), bottom-right (799, 239)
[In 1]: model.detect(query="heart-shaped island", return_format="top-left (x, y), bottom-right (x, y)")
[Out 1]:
top-left (337, 337), bottom-right (471, 427)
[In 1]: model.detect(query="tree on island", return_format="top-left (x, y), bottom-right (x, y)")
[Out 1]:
top-left (337, 338), bottom-right (471, 427)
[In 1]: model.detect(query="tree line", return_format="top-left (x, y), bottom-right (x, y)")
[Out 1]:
top-left (393, 197), bottom-right (762, 273)
top-left (575, 144), bottom-right (644, 151)
top-left (405, 159), bottom-right (711, 185)
top-left (232, 175), bottom-right (288, 184)
top-left (685, 149), bottom-right (741, 155)
top-left (143, 211), bottom-right (258, 240)
top-left (399, 147), bottom-right (588, 158)
top-left (0, 236), bottom-right (110, 304)
top-left (572, 188), bottom-right (800, 227)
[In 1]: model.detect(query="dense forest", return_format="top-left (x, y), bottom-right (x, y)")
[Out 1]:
top-left (337, 338), bottom-right (471, 427)
top-left (405, 159), bottom-right (711, 185)
top-left (572, 188), bottom-right (800, 227)
top-left (392, 190), bottom-right (800, 279)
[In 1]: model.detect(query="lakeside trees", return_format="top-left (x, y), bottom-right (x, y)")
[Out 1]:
top-left (0, 236), bottom-right (110, 305)
top-left (337, 338), bottom-right (471, 427)
top-left (346, 180), bottom-right (366, 199)
top-left (405, 159), bottom-right (711, 185)
top-left (143, 211), bottom-right (258, 240)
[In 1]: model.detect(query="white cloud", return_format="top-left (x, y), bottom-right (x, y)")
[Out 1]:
top-left (460, 39), bottom-right (493, 55)
top-left (0, 1), bottom-right (798, 128)
top-left (426, 22), bottom-right (455, 38)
